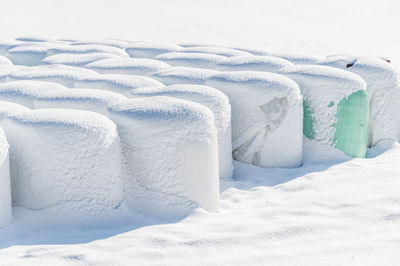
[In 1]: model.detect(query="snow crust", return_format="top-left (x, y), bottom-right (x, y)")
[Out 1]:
top-left (107, 96), bottom-right (219, 213)
top-left (207, 71), bottom-right (303, 168)
top-left (1, 109), bottom-right (124, 223)
top-left (156, 52), bottom-right (227, 68)
top-left (74, 74), bottom-right (164, 97)
top-left (152, 66), bottom-right (218, 85)
top-left (131, 84), bottom-right (232, 179)
top-left (85, 58), bottom-right (171, 76)
top-left (0, 127), bottom-right (11, 228)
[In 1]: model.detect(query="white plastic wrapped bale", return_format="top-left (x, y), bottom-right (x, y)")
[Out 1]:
top-left (125, 42), bottom-right (182, 58)
top-left (46, 44), bottom-right (129, 58)
top-left (0, 56), bottom-right (12, 65)
top-left (270, 52), bottom-right (325, 65)
top-left (131, 84), bottom-right (232, 179)
top-left (152, 66), bottom-right (218, 85)
top-left (215, 55), bottom-right (294, 72)
top-left (6, 64), bottom-right (99, 87)
top-left (40, 53), bottom-right (120, 67)
top-left (317, 56), bottom-right (400, 146)
top-left (1, 109), bottom-right (123, 223)
top-left (0, 127), bottom-right (11, 228)
top-left (279, 65), bottom-right (369, 158)
top-left (85, 58), bottom-right (171, 76)
top-left (5, 43), bottom-right (69, 66)
top-left (74, 74), bottom-right (164, 97)
top-left (156, 52), bottom-right (227, 68)
top-left (181, 46), bottom-right (252, 57)
top-left (0, 80), bottom-right (66, 108)
top-left (35, 89), bottom-right (128, 115)
top-left (206, 71), bottom-right (303, 168)
top-left (107, 96), bottom-right (219, 213)
top-left (0, 101), bottom-right (30, 120)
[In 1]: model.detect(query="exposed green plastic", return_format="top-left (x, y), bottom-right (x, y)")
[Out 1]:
top-left (302, 90), bottom-right (369, 158)
top-left (332, 90), bottom-right (369, 158)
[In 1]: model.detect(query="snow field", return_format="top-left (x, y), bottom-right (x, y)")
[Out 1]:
top-left (107, 96), bottom-right (219, 213)
top-left (0, 127), bottom-right (11, 228)
top-left (131, 84), bottom-right (232, 179)
top-left (1, 109), bottom-right (124, 223)
top-left (206, 71), bottom-right (303, 168)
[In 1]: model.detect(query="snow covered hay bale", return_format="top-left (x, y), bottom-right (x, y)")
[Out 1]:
top-left (270, 52), bottom-right (325, 65)
top-left (215, 55), bottom-right (293, 72)
top-left (125, 41), bottom-right (182, 58)
top-left (152, 66), bottom-right (218, 85)
top-left (206, 71), bottom-right (303, 168)
top-left (0, 101), bottom-right (30, 120)
top-left (0, 55), bottom-right (12, 66)
top-left (70, 38), bottom-right (129, 48)
top-left (279, 65), bottom-right (369, 158)
top-left (74, 74), bottom-right (164, 97)
top-left (1, 109), bottom-right (123, 221)
top-left (46, 44), bottom-right (129, 58)
top-left (0, 127), bottom-right (11, 228)
top-left (181, 46), bottom-right (252, 57)
top-left (35, 89), bottom-right (127, 115)
top-left (40, 52), bottom-right (120, 67)
top-left (318, 56), bottom-right (400, 146)
top-left (131, 84), bottom-right (232, 179)
top-left (0, 80), bottom-right (66, 108)
top-left (156, 52), bottom-right (227, 68)
top-left (0, 65), bottom-right (26, 83)
top-left (6, 64), bottom-right (99, 87)
top-left (85, 58), bottom-right (171, 76)
top-left (107, 96), bottom-right (219, 212)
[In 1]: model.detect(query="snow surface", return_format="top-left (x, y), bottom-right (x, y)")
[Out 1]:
top-left (0, 56), bottom-right (12, 66)
top-left (215, 55), bottom-right (294, 72)
top-left (125, 42), bottom-right (183, 58)
top-left (108, 96), bottom-right (219, 213)
top-left (156, 52), bottom-right (227, 68)
top-left (152, 66), bottom-right (218, 85)
top-left (0, 127), bottom-right (11, 228)
top-left (40, 52), bottom-right (120, 67)
top-left (207, 71), bottom-right (303, 168)
top-left (181, 46), bottom-right (252, 57)
top-left (131, 84), bottom-right (232, 179)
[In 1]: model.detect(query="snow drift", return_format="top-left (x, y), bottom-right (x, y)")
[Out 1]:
top-left (207, 71), bottom-right (303, 168)
top-left (131, 84), bottom-right (232, 179)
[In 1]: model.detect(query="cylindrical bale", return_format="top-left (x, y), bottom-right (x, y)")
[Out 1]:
top-left (40, 53), bottom-right (120, 67)
top-left (0, 127), bottom-right (11, 228)
top-left (46, 44), bottom-right (129, 58)
top-left (156, 52), bottom-right (227, 68)
top-left (131, 84), bottom-right (232, 179)
top-left (85, 58), bottom-right (171, 76)
top-left (279, 65), bottom-right (369, 158)
top-left (0, 80), bottom-right (66, 108)
top-left (207, 71), bottom-right (303, 168)
top-left (34, 88), bottom-right (128, 115)
top-left (152, 66), bottom-right (218, 85)
top-left (125, 42), bottom-right (182, 58)
top-left (1, 109), bottom-right (123, 222)
top-left (107, 96), bottom-right (219, 213)
top-left (270, 52), bottom-right (325, 65)
top-left (215, 55), bottom-right (294, 72)
top-left (181, 46), bottom-right (252, 57)
top-left (317, 56), bottom-right (400, 146)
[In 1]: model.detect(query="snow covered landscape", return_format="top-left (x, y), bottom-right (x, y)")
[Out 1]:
top-left (0, 0), bottom-right (400, 265)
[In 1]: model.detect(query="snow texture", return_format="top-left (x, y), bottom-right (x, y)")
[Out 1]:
top-left (317, 56), bottom-right (400, 146)
top-left (74, 74), bottom-right (164, 97)
top-left (125, 42), bottom-right (182, 58)
top-left (215, 55), bottom-right (294, 72)
top-left (131, 84), bottom-right (232, 179)
top-left (6, 64), bottom-right (99, 87)
top-left (40, 53), bottom-right (120, 67)
top-left (0, 80), bottom-right (66, 108)
top-left (0, 56), bottom-right (12, 65)
top-left (85, 58), bottom-right (171, 76)
top-left (0, 127), bottom-right (11, 228)
top-left (270, 52), bottom-right (325, 64)
top-left (207, 71), bottom-right (303, 168)
top-left (70, 39), bottom-right (129, 48)
top-left (5, 43), bottom-right (68, 66)
top-left (181, 46), bottom-right (252, 57)
top-left (279, 65), bottom-right (367, 145)
top-left (0, 100), bottom-right (30, 120)
top-left (156, 52), bottom-right (227, 68)
top-left (107, 96), bottom-right (219, 213)
top-left (46, 44), bottom-right (129, 58)
top-left (152, 66), bottom-right (218, 85)
top-left (1, 109), bottom-right (124, 223)
top-left (34, 89), bottom-right (128, 115)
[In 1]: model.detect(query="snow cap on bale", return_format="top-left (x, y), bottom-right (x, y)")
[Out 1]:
top-left (131, 84), bottom-right (232, 179)
top-left (1, 109), bottom-right (124, 225)
top-left (270, 52), bottom-right (325, 65)
top-left (181, 46), bottom-right (252, 57)
top-left (0, 101), bottom-right (30, 121)
top-left (70, 38), bottom-right (129, 48)
top-left (318, 56), bottom-right (400, 146)
top-left (40, 53), bottom-right (120, 67)
top-left (74, 74), bottom-right (164, 97)
top-left (216, 55), bottom-right (293, 72)
top-left (35, 88), bottom-right (128, 115)
top-left (207, 71), bottom-right (303, 168)
top-left (0, 56), bottom-right (12, 66)
top-left (0, 80), bottom-right (66, 108)
top-left (85, 58), bottom-right (171, 76)
top-left (279, 65), bottom-right (369, 158)
top-left (152, 66), bottom-right (218, 85)
top-left (156, 52), bottom-right (227, 68)
top-left (0, 127), bottom-right (11, 228)
top-left (125, 41), bottom-right (182, 58)
top-left (107, 96), bottom-right (219, 215)
top-left (6, 64), bottom-right (99, 87)
top-left (46, 44), bottom-right (129, 58)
